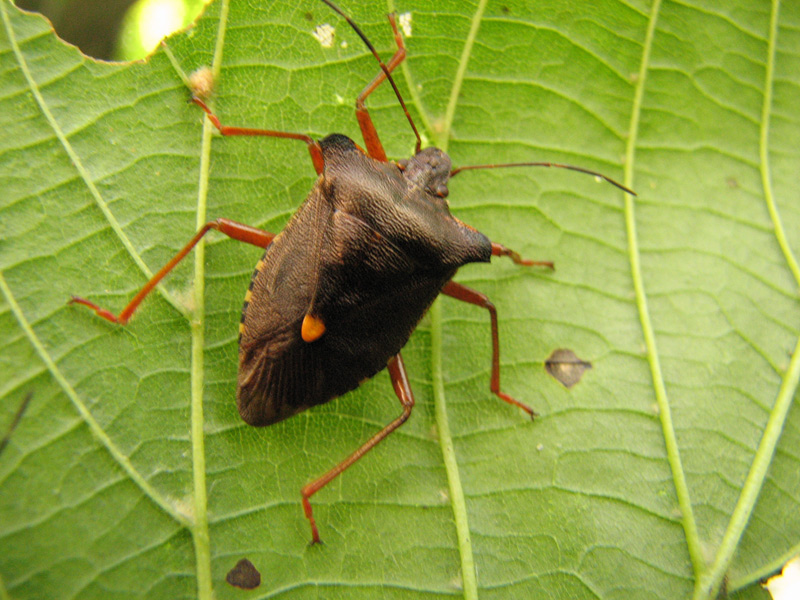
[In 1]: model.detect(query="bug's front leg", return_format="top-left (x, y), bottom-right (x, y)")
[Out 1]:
top-left (301, 353), bottom-right (415, 544)
top-left (352, 12), bottom-right (408, 162)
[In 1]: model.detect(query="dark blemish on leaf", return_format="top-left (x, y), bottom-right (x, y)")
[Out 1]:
top-left (726, 177), bottom-right (739, 188)
top-left (0, 392), bottom-right (33, 457)
top-left (501, 6), bottom-right (510, 14)
top-left (545, 349), bottom-right (591, 388)
top-left (304, 11), bottom-right (314, 21)
top-left (226, 558), bottom-right (261, 590)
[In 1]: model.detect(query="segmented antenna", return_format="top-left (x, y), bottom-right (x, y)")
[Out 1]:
top-left (451, 162), bottom-right (636, 195)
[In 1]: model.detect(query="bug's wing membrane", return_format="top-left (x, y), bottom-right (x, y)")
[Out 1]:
top-left (236, 189), bottom-right (329, 426)
top-left (238, 331), bottom-right (325, 425)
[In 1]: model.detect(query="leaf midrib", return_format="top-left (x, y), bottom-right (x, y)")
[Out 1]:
top-left (402, 1), bottom-right (491, 598)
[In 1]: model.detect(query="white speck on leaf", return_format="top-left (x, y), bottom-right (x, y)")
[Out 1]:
top-left (312, 23), bottom-right (335, 48)
top-left (399, 12), bottom-right (412, 37)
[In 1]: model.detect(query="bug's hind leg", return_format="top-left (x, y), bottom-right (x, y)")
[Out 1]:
top-left (301, 352), bottom-right (414, 544)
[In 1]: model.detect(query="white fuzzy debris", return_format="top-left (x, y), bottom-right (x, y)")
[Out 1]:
top-left (312, 23), bottom-right (335, 48)
top-left (399, 12), bottom-right (412, 37)
top-left (340, 40), bottom-right (348, 48)
top-left (188, 66), bottom-right (214, 100)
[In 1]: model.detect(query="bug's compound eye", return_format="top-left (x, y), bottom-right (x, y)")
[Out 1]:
top-left (435, 184), bottom-right (449, 198)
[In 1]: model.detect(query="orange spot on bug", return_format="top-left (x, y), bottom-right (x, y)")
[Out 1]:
top-left (301, 314), bottom-right (326, 342)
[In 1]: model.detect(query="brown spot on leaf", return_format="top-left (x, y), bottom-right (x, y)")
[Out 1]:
top-left (545, 349), bottom-right (592, 388)
top-left (226, 558), bottom-right (261, 590)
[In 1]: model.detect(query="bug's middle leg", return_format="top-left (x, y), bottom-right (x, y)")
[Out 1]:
top-left (71, 218), bottom-right (275, 325)
top-left (301, 352), bottom-right (415, 544)
top-left (441, 279), bottom-right (538, 419)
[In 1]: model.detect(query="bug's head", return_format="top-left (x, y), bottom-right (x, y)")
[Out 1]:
top-left (397, 147), bottom-right (451, 203)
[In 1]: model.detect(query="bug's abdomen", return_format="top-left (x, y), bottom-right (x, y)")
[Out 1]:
top-left (236, 203), bottom-right (456, 427)
top-left (237, 270), bottom-right (449, 427)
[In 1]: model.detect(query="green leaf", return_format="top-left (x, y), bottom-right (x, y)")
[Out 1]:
top-left (1, 0), bottom-right (799, 599)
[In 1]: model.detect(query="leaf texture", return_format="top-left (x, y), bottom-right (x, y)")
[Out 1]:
top-left (1, 1), bottom-right (798, 599)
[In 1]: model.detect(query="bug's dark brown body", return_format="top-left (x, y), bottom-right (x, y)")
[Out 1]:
top-left (237, 134), bottom-right (491, 426)
top-left (70, 0), bottom-right (631, 545)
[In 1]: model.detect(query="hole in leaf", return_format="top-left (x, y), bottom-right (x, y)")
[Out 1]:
top-left (545, 349), bottom-right (591, 388)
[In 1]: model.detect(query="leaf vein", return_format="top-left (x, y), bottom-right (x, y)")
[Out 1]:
top-left (0, 2), bottom-right (188, 319)
top-left (622, 0), bottom-right (705, 581)
top-left (0, 270), bottom-right (192, 528)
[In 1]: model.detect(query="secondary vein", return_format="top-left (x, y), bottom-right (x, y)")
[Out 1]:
top-left (0, 271), bottom-right (192, 529)
top-left (758, 0), bottom-right (800, 290)
top-left (0, 1), bottom-right (188, 320)
top-left (697, 2), bottom-right (800, 597)
top-left (622, 0), bottom-right (704, 580)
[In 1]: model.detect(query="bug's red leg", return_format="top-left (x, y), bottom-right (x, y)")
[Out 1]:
top-left (320, 1), bottom-right (422, 158)
top-left (353, 13), bottom-right (407, 162)
top-left (301, 352), bottom-right (414, 544)
top-left (491, 242), bottom-right (554, 269)
top-left (192, 98), bottom-right (325, 175)
top-left (441, 280), bottom-right (538, 419)
top-left (70, 218), bottom-right (275, 325)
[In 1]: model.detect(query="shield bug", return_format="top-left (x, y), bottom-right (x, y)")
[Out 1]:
top-left (70, 0), bottom-right (634, 544)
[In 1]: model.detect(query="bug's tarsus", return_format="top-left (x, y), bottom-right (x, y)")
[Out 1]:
top-left (491, 242), bottom-right (554, 270)
top-left (320, 0), bottom-right (422, 155)
top-left (451, 162), bottom-right (636, 196)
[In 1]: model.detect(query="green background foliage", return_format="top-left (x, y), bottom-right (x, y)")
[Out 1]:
top-left (1, 0), bottom-right (798, 598)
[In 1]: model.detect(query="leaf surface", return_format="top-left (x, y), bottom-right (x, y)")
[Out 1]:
top-left (1, 1), bottom-right (798, 599)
